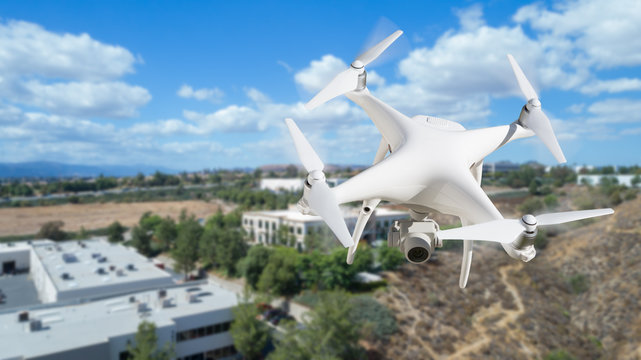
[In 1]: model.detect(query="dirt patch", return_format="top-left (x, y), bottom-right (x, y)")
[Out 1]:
top-left (0, 200), bottom-right (234, 236)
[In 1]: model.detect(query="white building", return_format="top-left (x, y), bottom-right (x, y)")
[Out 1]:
top-left (242, 206), bottom-right (408, 250)
top-left (0, 239), bottom-right (239, 360)
top-left (259, 178), bottom-right (346, 193)
top-left (577, 174), bottom-right (639, 187)
top-left (2, 238), bottom-right (174, 303)
top-left (0, 281), bottom-right (237, 360)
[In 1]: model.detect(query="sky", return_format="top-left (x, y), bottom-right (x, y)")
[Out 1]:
top-left (0, 0), bottom-right (639, 171)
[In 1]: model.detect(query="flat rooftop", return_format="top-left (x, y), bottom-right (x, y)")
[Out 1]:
top-left (32, 238), bottom-right (173, 294)
top-left (0, 273), bottom-right (40, 309)
top-left (0, 281), bottom-right (237, 359)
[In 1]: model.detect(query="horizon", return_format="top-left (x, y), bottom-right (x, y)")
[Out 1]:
top-left (0, 0), bottom-right (640, 171)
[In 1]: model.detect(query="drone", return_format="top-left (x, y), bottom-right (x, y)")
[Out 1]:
top-left (285, 30), bottom-right (613, 288)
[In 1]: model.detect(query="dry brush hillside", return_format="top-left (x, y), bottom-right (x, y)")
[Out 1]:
top-left (370, 196), bottom-right (641, 359)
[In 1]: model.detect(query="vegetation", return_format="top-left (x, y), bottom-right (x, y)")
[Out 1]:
top-left (106, 221), bottom-right (125, 243)
top-left (238, 245), bottom-right (274, 290)
top-left (126, 321), bottom-right (173, 360)
top-left (269, 291), bottom-right (364, 360)
top-left (37, 220), bottom-right (66, 241)
top-left (348, 295), bottom-right (398, 340)
top-left (172, 214), bottom-right (203, 279)
top-left (230, 300), bottom-right (270, 360)
top-left (544, 350), bottom-right (575, 360)
top-left (567, 273), bottom-right (590, 294)
top-left (378, 244), bottom-right (406, 270)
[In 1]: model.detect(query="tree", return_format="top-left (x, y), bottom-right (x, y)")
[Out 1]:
top-left (154, 217), bottom-right (177, 250)
top-left (258, 247), bottom-right (300, 296)
top-left (269, 291), bottom-right (363, 360)
top-left (239, 245), bottom-right (273, 289)
top-left (107, 221), bottom-right (125, 243)
top-left (139, 212), bottom-right (163, 232)
top-left (172, 215), bottom-right (203, 279)
top-left (230, 301), bottom-right (270, 360)
top-left (127, 321), bottom-right (173, 360)
top-left (38, 220), bottom-right (66, 241)
top-left (378, 245), bottom-right (405, 271)
top-left (131, 225), bottom-right (153, 256)
top-left (76, 226), bottom-right (89, 240)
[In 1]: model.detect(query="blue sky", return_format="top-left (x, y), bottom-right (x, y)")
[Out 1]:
top-left (0, 0), bottom-right (639, 171)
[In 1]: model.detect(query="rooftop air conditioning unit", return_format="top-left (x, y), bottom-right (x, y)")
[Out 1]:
top-left (18, 311), bottom-right (29, 322)
top-left (137, 302), bottom-right (148, 313)
top-left (95, 268), bottom-right (105, 275)
top-left (60, 273), bottom-right (71, 280)
top-left (158, 289), bottom-right (167, 299)
top-left (161, 298), bottom-right (172, 308)
top-left (91, 253), bottom-right (101, 259)
top-left (126, 264), bottom-right (135, 271)
top-left (98, 257), bottom-right (107, 263)
top-left (116, 269), bottom-right (124, 276)
top-left (29, 319), bottom-right (42, 332)
top-left (129, 296), bottom-right (136, 303)
top-left (187, 293), bottom-right (198, 303)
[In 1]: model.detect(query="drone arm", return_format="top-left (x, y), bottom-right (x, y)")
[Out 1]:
top-left (344, 89), bottom-right (412, 152)
top-left (461, 122), bottom-right (535, 166)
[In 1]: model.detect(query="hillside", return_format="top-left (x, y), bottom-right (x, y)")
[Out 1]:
top-left (369, 196), bottom-right (641, 359)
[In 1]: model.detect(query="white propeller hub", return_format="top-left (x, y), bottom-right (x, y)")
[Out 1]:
top-left (308, 169), bottom-right (325, 182)
top-left (528, 98), bottom-right (541, 108)
top-left (520, 214), bottom-right (538, 233)
top-left (351, 60), bottom-right (364, 69)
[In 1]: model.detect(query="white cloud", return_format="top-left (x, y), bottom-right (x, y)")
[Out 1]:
top-left (586, 98), bottom-right (641, 124)
top-left (580, 78), bottom-right (641, 95)
top-left (6, 80), bottom-right (151, 118)
top-left (0, 19), bottom-right (149, 118)
top-left (294, 55), bottom-right (347, 93)
top-left (0, 20), bottom-right (136, 80)
top-left (130, 119), bottom-right (202, 136)
top-left (514, 0), bottom-right (641, 68)
top-left (177, 84), bottom-right (224, 103)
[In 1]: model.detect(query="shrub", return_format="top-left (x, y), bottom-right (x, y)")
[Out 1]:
top-left (568, 274), bottom-right (589, 294)
top-left (518, 197), bottom-right (545, 214)
top-left (545, 349), bottom-right (575, 360)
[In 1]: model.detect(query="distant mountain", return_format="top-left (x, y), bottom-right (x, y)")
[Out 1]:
top-left (0, 161), bottom-right (178, 179)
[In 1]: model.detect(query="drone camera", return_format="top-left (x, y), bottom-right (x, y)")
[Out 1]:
top-left (402, 232), bottom-right (432, 264)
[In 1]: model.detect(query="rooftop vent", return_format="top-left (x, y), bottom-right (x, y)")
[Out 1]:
top-left (29, 319), bottom-right (42, 332)
top-left (109, 265), bottom-right (116, 271)
top-left (62, 253), bottom-right (78, 263)
top-left (129, 296), bottom-right (136, 303)
top-left (126, 264), bottom-right (136, 271)
top-left (116, 269), bottom-right (125, 277)
top-left (60, 273), bottom-right (72, 280)
top-left (91, 253), bottom-right (101, 259)
top-left (55, 246), bottom-right (62, 252)
top-left (18, 311), bottom-right (29, 322)
top-left (161, 298), bottom-right (172, 308)
top-left (137, 302), bottom-right (148, 313)
top-left (98, 257), bottom-right (107, 263)
top-left (95, 268), bottom-right (106, 275)
top-left (186, 287), bottom-right (201, 293)
top-left (158, 289), bottom-right (167, 299)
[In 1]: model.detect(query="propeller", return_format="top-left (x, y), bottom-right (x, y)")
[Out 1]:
top-left (507, 54), bottom-right (566, 163)
top-left (285, 118), bottom-right (353, 247)
top-left (437, 208), bottom-right (614, 244)
top-left (306, 30), bottom-right (403, 110)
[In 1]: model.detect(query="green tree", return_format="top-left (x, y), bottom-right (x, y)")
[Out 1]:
top-left (107, 221), bottom-right (126, 243)
top-left (37, 220), bottom-right (66, 241)
top-left (258, 247), bottom-right (300, 296)
top-left (127, 321), bottom-right (173, 360)
top-left (230, 301), bottom-right (270, 360)
top-left (172, 215), bottom-right (203, 279)
top-left (131, 225), bottom-right (153, 256)
top-left (269, 291), bottom-right (363, 360)
top-left (139, 212), bottom-right (163, 232)
top-left (210, 228), bottom-right (248, 276)
top-left (154, 217), bottom-right (177, 250)
top-left (518, 197), bottom-right (545, 214)
top-left (239, 245), bottom-right (273, 290)
top-left (76, 226), bottom-right (89, 240)
top-left (276, 225), bottom-right (295, 247)
top-left (378, 245), bottom-right (405, 270)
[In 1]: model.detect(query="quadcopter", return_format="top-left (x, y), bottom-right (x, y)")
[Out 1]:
top-left (285, 30), bottom-right (613, 288)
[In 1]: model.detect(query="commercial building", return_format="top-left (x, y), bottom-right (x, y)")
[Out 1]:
top-left (242, 206), bottom-right (408, 250)
top-left (0, 239), bottom-right (239, 360)
top-left (0, 281), bottom-right (237, 360)
top-left (577, 174), bottom-right (639, 187)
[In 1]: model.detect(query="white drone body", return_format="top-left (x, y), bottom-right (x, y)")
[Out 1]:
top-left (286, 30), bottom-right (613, 288)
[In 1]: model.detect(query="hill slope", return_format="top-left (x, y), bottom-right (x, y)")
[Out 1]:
top-left (370, 196), bottom-right (641, 359)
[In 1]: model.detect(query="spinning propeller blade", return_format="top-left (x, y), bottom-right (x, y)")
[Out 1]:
top-left (507, 54), bottom-right (566, 163)
top-left (305, 30), bottom-right (403, 110)
top-left (285, 118), bottom-right (353, 247)
top-left (536, 208), bottom-right (614, 226)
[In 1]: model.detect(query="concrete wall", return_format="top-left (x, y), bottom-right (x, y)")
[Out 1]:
top-left (30, 248), bottom-right (58, 303)
top-left (0, 247), bottom-right (30, 275)
top-left (55, 276), bottom-right (173, 303)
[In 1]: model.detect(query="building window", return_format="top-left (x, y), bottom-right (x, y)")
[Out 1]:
top-left (176, 321), bottom-right (232, 342)
top-left (258, 220), bottom-right (263, 228)
top-left (289, 226), bottom-right (294, 234)
top-left (272, 222), bottom-right (276, 230)
top-left (297, 227), bottom-right (302, 235)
